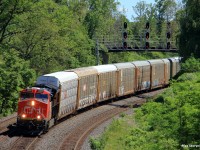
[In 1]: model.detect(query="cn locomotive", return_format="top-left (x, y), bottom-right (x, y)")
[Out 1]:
top-left (16, 57), bottom-right (181, 133)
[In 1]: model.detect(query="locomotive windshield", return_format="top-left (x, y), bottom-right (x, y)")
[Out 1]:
top-left (20, 92), bottom-right (48, 103)
top-left (20, 92), bottom-right (34, 100)
top-left (35, 93), bottom-right (48, 103)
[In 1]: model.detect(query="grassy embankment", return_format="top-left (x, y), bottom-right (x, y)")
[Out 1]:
top-left (90, 70), bottom-right (200, 150)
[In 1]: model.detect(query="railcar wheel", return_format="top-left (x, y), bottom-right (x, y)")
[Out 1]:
top-left (43, 121), bottom-right (49, 133)
top-left (54, 117), bottom-right (58, 125)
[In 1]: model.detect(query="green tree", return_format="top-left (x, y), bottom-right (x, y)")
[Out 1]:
top-left (0, 0), bottom-right (29, 44)
top-left (0, 49), bottom-right (35, 115)
top-left (181, 56), bottom-right (200, 72)
top-left (132, 1), bottom-right (178, 49)
top-left (84, 0), bottom-right (119, 39)
top-left (179, 0), bottom-right (200, 59)
top-left (7, 0), bottom-right (95, 74)
top-left (155, 0), bottom-right (177, 35)
top-left (132, 1), bottom-right (158, 47)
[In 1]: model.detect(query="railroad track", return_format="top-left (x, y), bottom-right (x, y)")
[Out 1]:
top-left (58, 96), bottom-right (146, 150)
top-left (58, 107), bottom-right (128, 150)
top-left (9, 136), bottom-right (38, 150)
top-left (0, 89), bottom-right (164, 150)
top-left (0, 114), bottom-right (38, 150)
top-left (0, 115), bottom-right (16, 132)
top-left (57, 89), bottom-right (163, 150)
top-left (0, 115), bottom-right (17, 145)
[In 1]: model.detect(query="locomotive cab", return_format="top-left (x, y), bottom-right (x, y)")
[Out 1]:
top-left (17, 87), bottom-right (51, 131)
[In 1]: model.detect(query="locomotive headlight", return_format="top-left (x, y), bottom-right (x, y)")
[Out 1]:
top-left (31, 101), bottom-right (35, 106)
top-left (37, 115), bottom-right (41, 120)
top-left (22, 114), bottom-right (26, 118)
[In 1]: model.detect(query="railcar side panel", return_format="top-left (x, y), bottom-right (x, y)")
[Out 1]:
top-left (168, 58), bottom-right (177, 78)
top-left (174, 57), bottom-right (181, 74)
top-left (132, 61), bottom-right (151, 91)
top-left (58, 79), bottom-right (78, 119)
top-left (68, 67), bottom-right (98, 110)
top-left (148, 60), bottom-right (165, 89)
top-left (162, 59), bottom-right (170, 85)
top-left (77, 75), bottom-right (98, 109)
top-left (114, 63), bottom-right (135, 96)
top-left (93, 65), bottom-right (117, 102)
top-left (98, 71), bottom-right (117, 101)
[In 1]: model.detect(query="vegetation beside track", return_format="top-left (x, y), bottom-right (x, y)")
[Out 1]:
top-left (0, 0), bottom-right (177, 117)
top-left (90, 57), bottom-right (200, 150)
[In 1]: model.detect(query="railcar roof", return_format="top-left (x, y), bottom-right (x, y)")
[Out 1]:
top-left (168, 57), bottom-right (176, 62)
top-left (114, 62), bottom-right (135, 69)
top-left (36, 71), bottom-right (78, 89)
top-left (161, 58), bottom-right (170, 64)
top-left (148, 59), bottom-right (164, 64)
top-left (93, 64), bottom-right (117, 73)
top-left (132, 61), bottom-right (150, 67)
top-left (67, 67), bottom-right (98, 77)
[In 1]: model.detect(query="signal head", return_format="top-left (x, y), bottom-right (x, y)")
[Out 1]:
top-left (146, 22), bottom-right (149, 29)
top-left (146, 42), bottom-right (149, 49)
top-left (146, 32), bottom-right (149, 39)
top-left (167, 42), bottom-right (170, 49)
top-left (124, 22), bottom-right (127, 29)
top-left (123, 32), bottom-right (127, 39)
top-left (167, 32), bottom-right (171, 39)
top-left (123, 42), bottom-right (127, 48)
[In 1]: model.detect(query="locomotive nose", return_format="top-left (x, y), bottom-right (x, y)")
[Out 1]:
top-left (31, 100), bottom-right (35, 106)
top-left (18, 99), bottom-right (46, 120)
top-left (22, 114), bottom-right (26, 118)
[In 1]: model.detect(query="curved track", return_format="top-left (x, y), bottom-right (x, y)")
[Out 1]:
top-left (9, 136), bottom-right (38, 150)
top-left (58, 104), bottom-right (129, 150)
top-left (0, 115), bottom-right (16, 132)
top-left (0, 89), bottom-right (164, 150)
top-left (58, 92), bottom-right (149, 150)
top-left (0, 115), bottom-right (17, 145)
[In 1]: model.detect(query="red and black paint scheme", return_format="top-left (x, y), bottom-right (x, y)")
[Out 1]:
top-left (17, 87), bottom-right (51, 132)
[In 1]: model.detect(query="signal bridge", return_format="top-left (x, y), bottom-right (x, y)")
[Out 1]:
top-left (96, 35), bottom-right (178, 53)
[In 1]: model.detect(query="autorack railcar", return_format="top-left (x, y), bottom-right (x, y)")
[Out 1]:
top-left (16, 57), bottom-right (181, 133)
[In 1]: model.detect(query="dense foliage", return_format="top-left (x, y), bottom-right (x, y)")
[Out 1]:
top-left (90, 58), bottom-right (200, 150)
top-left (0, 0), bottom-right (199, 149)
top-left (0, 0), bottom-right (180, 116)
top-left (178, 0), bottom-right (200, 60)
top-left (0, 49), bottom-right (35, 114)
top-left (0, 0), bottom-right (118, 116)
